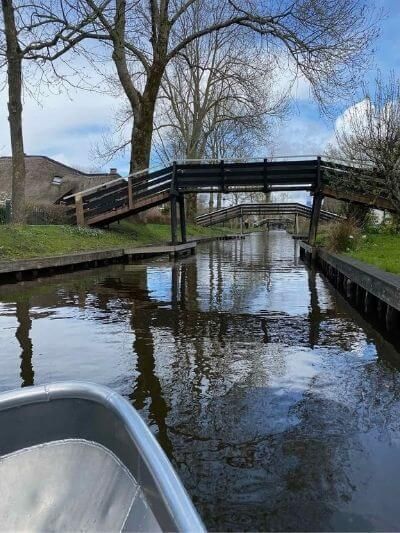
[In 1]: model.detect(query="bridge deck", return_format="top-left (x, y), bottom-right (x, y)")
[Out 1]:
top-left (62, 157), bottom-right (394, 227)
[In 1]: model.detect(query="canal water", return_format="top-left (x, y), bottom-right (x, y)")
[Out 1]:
top-left (1, 231), bottom-right (400, 531)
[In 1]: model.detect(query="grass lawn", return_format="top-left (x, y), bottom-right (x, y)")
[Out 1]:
top-left (347, 233), bottom-right (400, 275)
top-left (0, 221), bottom-right (233, 261)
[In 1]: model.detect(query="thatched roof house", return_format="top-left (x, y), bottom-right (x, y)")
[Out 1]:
top-left (0, 155), bottom-right (119, 205)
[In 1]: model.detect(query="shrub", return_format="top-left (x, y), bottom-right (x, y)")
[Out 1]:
top-left (325, 219), bottom-right (362, 253)
top-left (25, 203), bottom-right (71, 225)
top-left (0, 199), bottom-right (11, 224)
top-left (375, 213), bottom-right (400, 235)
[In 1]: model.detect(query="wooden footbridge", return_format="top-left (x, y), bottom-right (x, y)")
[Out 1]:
top-left (63, 156), bottom-right (393, 245)
top-left (196, 202), bottom-right (341, 227)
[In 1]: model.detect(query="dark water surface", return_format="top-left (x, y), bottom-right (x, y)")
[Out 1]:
top-left (1, 231), bottom-right (400, 531)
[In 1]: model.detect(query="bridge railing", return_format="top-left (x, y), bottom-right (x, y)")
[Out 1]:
top-left (320, 159), bottom-right (390, 203)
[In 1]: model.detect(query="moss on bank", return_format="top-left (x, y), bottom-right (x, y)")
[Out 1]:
top-left (0, 222), bottom-right (233, 261)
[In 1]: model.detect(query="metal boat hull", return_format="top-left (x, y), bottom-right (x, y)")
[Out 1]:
top-left (0, 382), bottom-right (205, 532)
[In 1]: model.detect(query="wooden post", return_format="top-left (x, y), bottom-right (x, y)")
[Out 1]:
top-left (377, 299), bottom-right (386, 321)
top-left (295, 213), bottom-right (299, 235)
top-left (75, 194), bottom-right (85, 226)
top-left (179, 194), bottom-right (187, 244)
top-left (386, 306), bottom-right (398, 333)
top-left (308, 193), bottom-right (322, 245)
top-left (170, 161), bottom-right (178, 245)
top-left (364, 291), bottom-right (374, 314)
top-left (220, 159), bottom-right (226, 193)
top-left (308, 156), bottom-right (323, 246)
top-left (263, 158), bottom-right (269, 193)
top-left (128, 176), bottom-right (133, 209)
top-left (170, 196), bottom-right (178, 245)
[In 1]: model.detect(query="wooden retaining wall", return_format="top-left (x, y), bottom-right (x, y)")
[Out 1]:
top-left (300, 242), bottom-right (400, 334)
top-left (0, 234), bottom-right (243, 286)
top-left (0, 243), bottom-right (195, 285)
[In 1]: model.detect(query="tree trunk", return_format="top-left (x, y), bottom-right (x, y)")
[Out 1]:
top-left (186, 194), bottom-right (197, 221)
top-left (2, 0), bottom-right (26, 223)
top-left (128, 64), bottom-right (165, 173)
top-left (130, 108), bottom-right (154, 172)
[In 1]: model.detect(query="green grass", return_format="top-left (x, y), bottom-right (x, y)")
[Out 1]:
top-left (0, 222), bottom-right (233, 261)
top-left (347, 233), bottom-right (400, 275)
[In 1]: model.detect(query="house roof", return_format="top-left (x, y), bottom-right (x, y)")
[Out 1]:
top-left (0, 155), bottom-right (120, 205)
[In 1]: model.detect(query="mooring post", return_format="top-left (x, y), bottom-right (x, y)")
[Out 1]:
top-left (170, 161), bottom-right (178, 245)
top-left (179, 194), bottom-right (187, 244)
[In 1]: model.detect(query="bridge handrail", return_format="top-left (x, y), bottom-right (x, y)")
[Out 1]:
top-left (63, 177), bottom-right (126, 201)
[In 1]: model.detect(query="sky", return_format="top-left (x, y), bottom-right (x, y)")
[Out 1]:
top-left (0, 0), bottom-right (400, 177)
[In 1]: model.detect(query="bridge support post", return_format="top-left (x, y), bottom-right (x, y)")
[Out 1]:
top-left (308, 193), bottom-right (323, 245)
top-left (170, 160), bottom-right (179, 245)
top-left (179, 194), bottom-right (187, 244)
top-left (308, 156), bottom-right (323, 246)
top-left (170, 196), bottom-right (178, 245)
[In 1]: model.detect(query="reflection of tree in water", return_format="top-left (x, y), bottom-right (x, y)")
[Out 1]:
top-left (166, 348), bottom-right (400, 532)
top-left (15, 300), bottom-right (34, 387)
top-left (128, 268), bottom-right (173, 458)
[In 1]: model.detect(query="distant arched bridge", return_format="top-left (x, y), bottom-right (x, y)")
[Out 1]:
top-left (195, 202), bottom-right (341, 227)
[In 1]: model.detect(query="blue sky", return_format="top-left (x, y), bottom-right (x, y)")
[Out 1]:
top-left (1, 1), bottom-right (399, 176)
top-left (273, 0), bottom-right (400, 159)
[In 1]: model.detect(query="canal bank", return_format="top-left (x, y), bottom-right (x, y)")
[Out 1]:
top-left (1, 231), bottom-right (400, 531)
top-left (0, 234), bottom-right (242, 284)
top-left (300, 241), bottom-right (400, 337)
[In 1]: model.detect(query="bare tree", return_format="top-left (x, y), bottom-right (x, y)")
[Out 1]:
top-left (85, 0), bottom-right (376, 174)
top-left (0, 0), bottom-right (102, 222)
top-left (1, 0), bottom-right (25, 222)
top-left (329, 71), bottom-right (400, 215)
top-left (151, 14), bottom-right (287, 218)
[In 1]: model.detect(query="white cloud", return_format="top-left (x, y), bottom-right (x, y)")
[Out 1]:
top-left (333, 99), bottom-right (370, 135)
top-left (0, 67), bottom-right (129, 174)
top-left (272, 114), bottom-right (332, 157)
